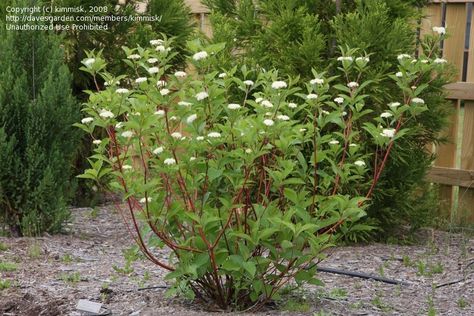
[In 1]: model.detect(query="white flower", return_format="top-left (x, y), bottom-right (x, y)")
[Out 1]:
top-left (147, 58), bottom-right (158, 64)
top-left (156, 80), bottom-right (167, 87)
top-left (196, 136), bottom-right (204, 141)
top-left (261, 100), bottom-right (273, 108)
top-left (84, 58), bottom-right (95, 66)
top-left (186, 114), bottom-right (197, 124)
top-left (153, 147), bottom-right (164, 155)
top-left (81, 117), bottom-right (94, 124)
top-left (121, 131), bottom-right (134, 138)
top-left (432, 26), bottom-right (446, 35)
top-left (277, 115), bottom-right (290, 121)
top-left (380, 112), bottom-right (393, 118)
top-left (263, 119), bottom-right (274, 126)
top-left (99, 109), bottom-right (114, 118)
top-left (243, 80), bottom-right (254, 86)
top-left (321, 110), bottom-right (330, 115)
top-left (388, 102), bottom-right (401, 108)
top-left (178, 101), bottom-right (192, 107)
top-left (421, 59), bottom-right (429, 64)
top-left (310, 78), bottom-right (324, 85)
top-left (228, 103), bottom-right (241, 110)
top-left (171, 132), bottom-right (182, 139)
top-left (349, 143), bottom-right (357, 147)
top-left (329, 139), bottom-right (339, 145)
top-left (395, 72), bottom-right (403, 77)
top-left (127, 54), bottom-right (141, 60)
top-left (207, 132), bottom-right (221, 138)
top-left (155, 45), bottom-right (166, 52)
top-left (116, 88), bottom-right (129, 94)
top-left (174, 71), bottom-right (187, 77)
top-left (193, 51), bottom-right (208, 61)
top-left (347, 81), bottom-right (359, 88)
top-left (148, 67), bottom-right (159, 74)
top-left (160, 88), bottom-right (170, 96)
top-left (122, 164), bottom-right (132, 170)
top-left (397, 54), bottom-right (412, 60)
top-left (218, 72), bottom-right (227, 78)
top-left (288, 102), bottom-right (297, 108)
top-left (271, 81), bottom-right (287, 89)
top-left (299, 128), bottom-right (307, 132)
top-left (115, 122), bottom-right (124, 129)
top-left (189, 157), bottom-right (196, 162)
top-left (412, 97), bottom-right (425, 104)
top-left (356, 57), bottom-right (370, 62)
top-left (169, 116), bottom-right (178, 121)
top-left (92, 139), bottom-right (102, 145)
top-left (342, 111), bottom-right (348, 116)
top-left (354, 160), bottom-right (366, 167)
top-left (164, 158), bottom-right (176, 165)
top-left (255, 97), bottom-right (263, 103)
top-left (307, 94), bottom-right (318, 100)
top-left (380, 128), bottom-right (396, 138)
top-left (140, 197), bottom-right (152, 203)
top-left (196, 91), bottom-right (209, 101)
top-left (337, 56), bottom-right (353, 62)
top-left (154, 110), bottom-right (165, 116)
top-left (434, 58), bottom-right (447, 64)
top-left (245, 148), bottom-right (252, 154)
top-left (264, 112), bottom-right (273, 116)
top-left (334, 97), bottom-right (344, 104)
top-left (135, 77), bottom-right (147, 83)
top-left (150, 39), bottom-right (164, 45)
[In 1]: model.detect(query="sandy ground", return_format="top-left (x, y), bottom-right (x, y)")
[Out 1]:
top-left (0, 206), bottom-right (473, 316)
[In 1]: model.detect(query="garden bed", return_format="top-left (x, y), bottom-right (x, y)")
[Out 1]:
top-left (1, 206), bottom-right (472, 316)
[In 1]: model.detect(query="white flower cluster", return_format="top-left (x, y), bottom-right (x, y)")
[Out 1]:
top-left (193, 51), bottom-right (208, 61)
top-left (271, 81), bottom-right (287, 89)
top-left (432, 26), bottom-right (446, 35)
top-left (196, 91), bottom-right (209, 101)
top-left (380, 128), bottom-right (396, 138)
top-left (337, 56), bottom-right (353, 62)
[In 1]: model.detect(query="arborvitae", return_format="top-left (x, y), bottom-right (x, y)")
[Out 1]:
top-left (0, 2), bottom-right (80, 236)
top-left (204, 0), bottom-right (450, 238)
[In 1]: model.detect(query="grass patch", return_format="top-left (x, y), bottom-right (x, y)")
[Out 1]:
top-left (60, 271), bottom-right (81, 284)
top-left (0, 279), bottom-right (12, 290)
top-left (0, 261), bottom-right (17, 272)
top-left (0, 242), bottom-right (8, 251)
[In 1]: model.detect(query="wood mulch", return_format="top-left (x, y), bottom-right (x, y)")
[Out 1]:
top-left (1, 206), bottom-right (473, 315)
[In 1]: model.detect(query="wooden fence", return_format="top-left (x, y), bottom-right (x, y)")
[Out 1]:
top-left (184, 0), bottom-right (474, 223)
top-left (422, 1), bottom-right (474, 223)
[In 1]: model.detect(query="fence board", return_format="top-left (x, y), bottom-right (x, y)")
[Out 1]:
top-left (458, 3), bottom-right (474, 222)
top-left (434, 4), bottom-right (466, 214)
top-left (444, 82), bottom-right (474, 100)
top-left (427, 166), bottom-right (474, 187)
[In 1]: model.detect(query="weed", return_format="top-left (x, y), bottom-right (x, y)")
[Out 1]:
top-left (281, 297), bottom-right (310, 312)
top-left (0, 261), bottom-right (17, 272)
top-left (430, 263), bottom-right (443, 274)
top-left (378, 265), bottom-right (385, 277)
top-left (328, 288), bottom-right (347, 300)
top-left (402, 255), bottom-right (413, 267)
top-left (60, 271), bottom-right (81, 284)
top-left (371, 295), bottom-right (392, 312)
top-left (61, 253), bottom-right (74, 264)
top-left (457, 297), bottom-right (468, 309)
top-left (0, 279), bottom-right (11, 290)
top-left (27, 242), bottom-right (41, 259)
top-left (88, 207), bottom-right (99, 219)
top-left (349, 301), bottom-right (363, 309)
top-left (0, 242), bottom-right (7, 251)
top-left (416, 261), bottom-right (428, 276)
top-left (427, 295), bottom-right (436, 316)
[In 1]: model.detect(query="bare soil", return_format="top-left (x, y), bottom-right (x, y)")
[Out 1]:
top-left (1, 206), bottom-right (473, 316)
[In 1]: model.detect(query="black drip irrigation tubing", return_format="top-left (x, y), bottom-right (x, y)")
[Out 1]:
top-left (315, 266), bottom-right (409, 286)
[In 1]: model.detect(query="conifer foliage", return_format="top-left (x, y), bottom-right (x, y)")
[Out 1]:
top-left (0, 6), bottom-right (80, 236)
